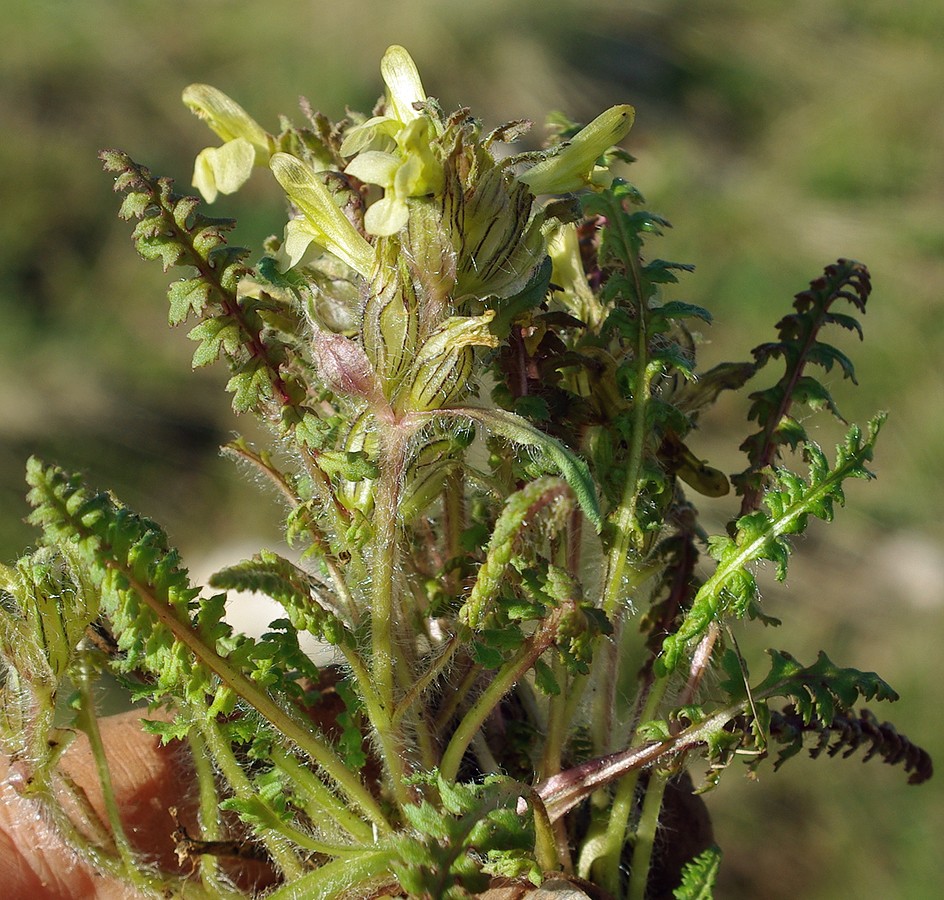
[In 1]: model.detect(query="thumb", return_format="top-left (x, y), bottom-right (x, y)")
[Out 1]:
top-left (0, 708), bottom-right (184, 899)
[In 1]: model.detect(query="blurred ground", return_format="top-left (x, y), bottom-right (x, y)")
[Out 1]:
top-left (2, 1), bottom-right (942, 896)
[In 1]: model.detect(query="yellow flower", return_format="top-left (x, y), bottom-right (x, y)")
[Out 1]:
top-left (183, 84), bottom-right (272, 202)
top-left (345, 117), bottom-right (444, 236)
top-left (547, 223), bottom-right (605, 328)
top-left (340, 46), bottom-right (444, 237)
top-left (517, 105), bottom-right (635, 195)
top-left (269, 153), bottom-right (374, 277)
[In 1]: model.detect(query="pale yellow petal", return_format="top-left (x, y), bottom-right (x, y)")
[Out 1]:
top-left (344, 151), bottom-right (400, 188)
top-left (191, 138), bottom-right (257, 202)
top-left (380, 45), bottom-right (427, 123)
top-left (182, 84), bottom-right (269, 149)
top-left (270, 153), bottom-right (374, 277)
top-left (277, 219), bottom-right (321, 271)
top-left (518, 104), bottom-right (635, 195)
top-left (364, 196), bottom-right (410, 237)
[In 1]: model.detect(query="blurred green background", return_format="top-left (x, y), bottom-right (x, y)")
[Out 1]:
top-left (2, 1), bottom-right (941, 896)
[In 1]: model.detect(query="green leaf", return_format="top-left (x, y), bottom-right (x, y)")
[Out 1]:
top-left (753, 649), bottom-right (898, 718)
top-left (167, 276), bottom-right (213, 325)
top-left (210, 550), bottom-right (350, 646)
top-left (226, 361), bottom-right (273, 412)
top-left (188, 316), bottom-right (243, 367)
top-left (673, 846), bottom-right (722, 899)
top-left (734, 260), bottom-right (871, 503)
top-left (459, 477), bottom-right (576, 629)
top-left (118, 190), bottom-right (151, 220)
top-left (654, 299), bottom-right (710, 323)
top-left (439, 406), bottom-right (601, 531)
top-left (471, 641), bottom-right (506, 669)
top-left (660, 415), bottom-right (884, 674)
top-left (533, 657), bottom-right (561, 696)
top-left (140, 716), bottom-right (194, 745)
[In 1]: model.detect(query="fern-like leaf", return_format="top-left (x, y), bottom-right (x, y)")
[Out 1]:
top-left (673, 845), bottom-right (722, 900)
top-left (658, 415), bottom-right (883, 673)
top-left (25, 457), bottom-right (239, 711)
top-left (100, 149), bottom-right (311, 421)
top-left (23, 459), bottom-right (332, 719)
top-left (747, 648), bottom-right (899, 719)
top-left (209, 550), bottom-right (351, 646)
top-left (391, 775), bottom-right (533, 900)
top-left (0, 551), bottom-right (95, 766)
top-left (458, 477), bottom-right (577, 629)
top-left (734, 259), bottom-right (871, 512)
top-left (766, 705), bottom-right (933, 785)
top-left (718, 648), bottom-right (932, 784)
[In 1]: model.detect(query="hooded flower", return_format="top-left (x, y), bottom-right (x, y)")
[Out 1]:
top-left (341, 46), bottom-right (445, 236)
top-left (183, 84), bottom-right (273, 202)
top-left (547, 222), bottom-right (606, 328)
top-left (269, 152), bottom-right (374, 277)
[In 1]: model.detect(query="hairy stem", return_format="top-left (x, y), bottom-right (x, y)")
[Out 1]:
top-left (440, 610), bottom-right (562, 781)
top-left (270, 747), bottom-right (374, 843)
top-left (362, 424), bottom-right (420, 809)
top-left (626, 771), bottom-right (668, 900)
top-left (187, 727), bottom-right (226, 892)
top-left (197, 711), bottom-right (306, 879)
top-left (593, 190), bottom-right (657, 755)
top-left (595, 675), bottom-right (670, 892)
top-left (73, 668), bottom-right (136, 870)
top-left (119, 569), bottom-right (390, 832)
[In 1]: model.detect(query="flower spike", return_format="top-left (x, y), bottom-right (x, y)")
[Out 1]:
top-left (340, 47), bottom-right (444, 236)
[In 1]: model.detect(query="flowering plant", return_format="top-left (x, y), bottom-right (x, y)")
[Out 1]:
top-left (0, 45), bottom-right (930, 899)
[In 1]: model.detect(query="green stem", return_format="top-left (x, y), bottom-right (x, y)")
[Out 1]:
top-left (370, 436), bottom-right (401, 715)
top-left (626, 771), bottom-right (669, 900)
top-left (188, 727), bottom-right (225, 892)
top-left (471, 732), bottom-right (501, 774)
top-left (539, 654), bottom-right (569, 781)
top-left (73, 668), bottom-right (135, 870)
top-left (224, 440), bottom-right (356, 619)
top-left (197, 711), bottom-right (306, 880)
top-left (443, 466), bottom-right (465, 591)
top-left (54, 767), bottom-right (114, 848)
top-left (393, 633), bottom-right (460, 727)
top-left (340, 642), bottom-right (390, 750)
top-left (434, 658), bottom-right (481, 733)
top-left (264, 846), bottom-right (399, 900)
top-left (591, 205), bottom-right (655, 756)
top-left (270, 746), bottom-right (374, 843)
top-left (540, 524), bottom-right (580, 783)
top-left (594, 772), bottom-right (639, 896)
top-left (43, 766), bottom-right (220, 898)
top-left (120, 569), bottom-right (389, 832)
top-left (440, 612), bottom-right (561, 781)
top-left (366, 428), bottom-right (415, 808)
top-left (596, 673), bottom-right (671, 893)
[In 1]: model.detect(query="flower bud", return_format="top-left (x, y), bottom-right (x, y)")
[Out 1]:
top-left (518, 105), bottom-right (635, 195)
top-left (394, 311), bottom-right (498, 412)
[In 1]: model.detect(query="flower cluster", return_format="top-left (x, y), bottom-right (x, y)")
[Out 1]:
top-left (183, 45), bottom-right (633, 416)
